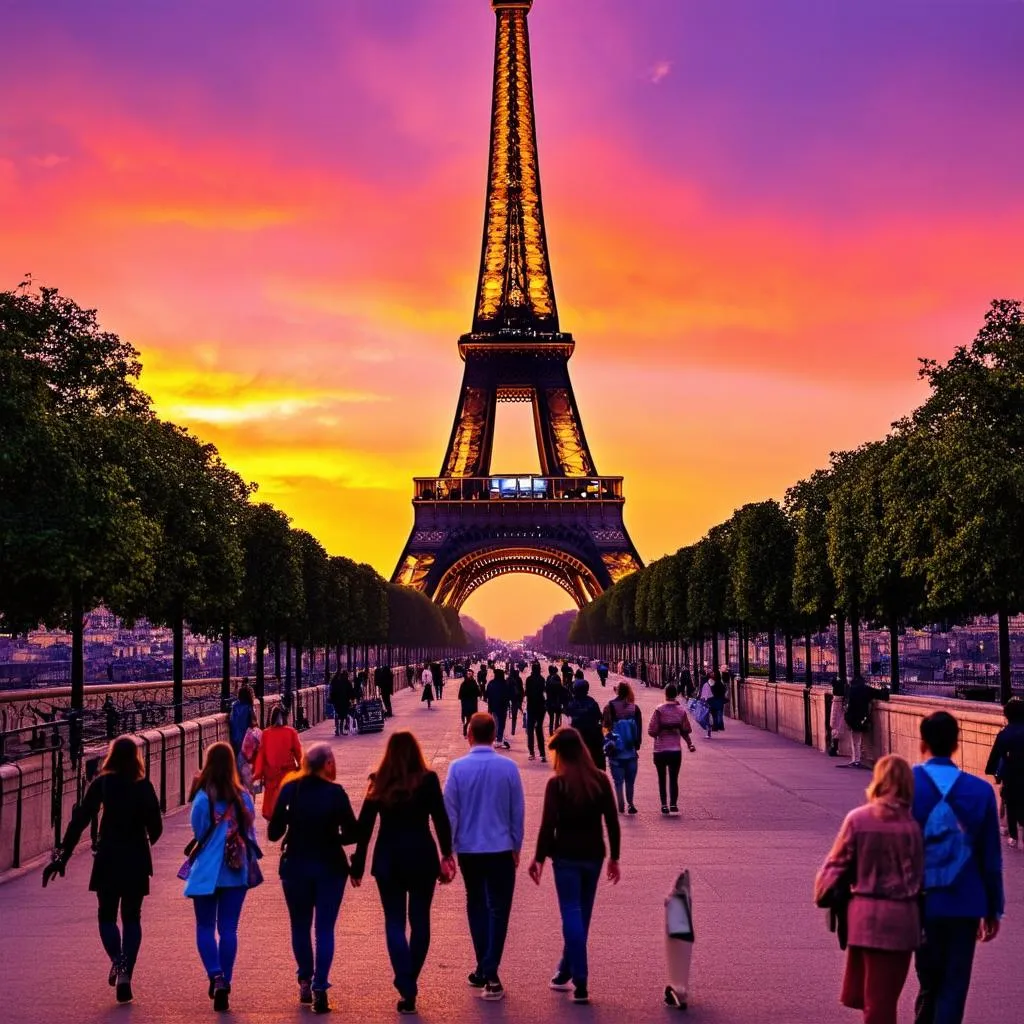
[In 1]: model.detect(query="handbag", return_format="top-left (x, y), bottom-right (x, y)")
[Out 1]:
top-left (815, 875), bottom-right (853, 950)
top-left (244, 833), bottom-right (265, 888)
top-left (177, 803), bottom-right (222, 881)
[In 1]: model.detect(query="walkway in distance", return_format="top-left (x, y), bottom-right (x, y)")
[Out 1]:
top-left (1, 668), bottom-right (1021, 1022)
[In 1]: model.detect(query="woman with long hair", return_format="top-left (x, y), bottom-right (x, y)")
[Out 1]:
top-left (267, 742), bottom-right (359, 1014)
top-left (648, 685), bottom-right (696, 815)
top-left (815, 755), bottom-right (923, 1024)
top-left (253, 704), bottom-right (302, 819)
top-left (351, 731), bottom-right (454, 1015)
top-left (602, 681), bottom-right (644, 815)
top-left (184, 741), bottom-right (260, 1012)
top-left (43, 736), bottom-right (162, 1004)
top-left (527, 727), bottom-right (621, 1005)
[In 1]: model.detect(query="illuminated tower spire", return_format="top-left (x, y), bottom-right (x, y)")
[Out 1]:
top-left (472, 0), bottom-right (559, 335)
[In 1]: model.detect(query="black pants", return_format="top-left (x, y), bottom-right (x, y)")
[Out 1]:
top-left (509, 703), bottom-right (522, 735)
top-left (380, 690), bottom-right (393, 717)
top-left (526, 710), bottom-right (546, 757)
top-left (1004, 788), bottom-right (1022, 842)
top-left (377, 876), bottom-right (436, 1000)
top-left (458, 852), bottom-right (516, 983)
top-left (548, 710), bottom-right (562, 733)
top-left (96, 889), bottom-right (145, 972)
top-left (461, 705), bottom-right (476, 736)
top-left (653, 751), bottom-right (682, 807)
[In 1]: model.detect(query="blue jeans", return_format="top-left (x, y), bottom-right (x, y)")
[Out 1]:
top-left (608, 757), bottom-right (638, 810)
top-left (459, 852), bottom-right (516, 982)
top-left (377, 876), bottom-right (437, 999)
top-left (97, 890), bottom-right (144, 972)
top-left (282, 871), bottom-right (346, 992)
top-left (193, 886), bottom-right (247, 983)
top-left (914, 917), bottom-right (978, 1024)
top-left (553, 859), bottom-right (602, 987)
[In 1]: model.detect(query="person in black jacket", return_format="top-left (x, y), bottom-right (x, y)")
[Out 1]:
top-left (843, 675), bottom-right (887, 768)
top-left (351, 731), bottom-right (455, 1015)
top-left (526, 663), bottom-right (548, 761)
top-left (267, 742), bottom-right (359, 1014)
top-left (546, 666), bottom-right (565, 733)
top-left (458, 672), bottom-right (480, 736)
top-left (508, 667), bottom-right (524, 737)
top-left (985, 697), bottom-right (1024, 848)
top-left (43, 736), bottom-right (162, 1004)
top-left (329, 671), bottom-right (353, 736)
top-left (566, 679), bottom-right (606, 770)
top-left (378, 664), bottom-right (395, 718)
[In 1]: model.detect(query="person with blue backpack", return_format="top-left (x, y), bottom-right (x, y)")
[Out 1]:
top-left (602, 682), bottom-right (643, 815)
top-left (912, 711), bottom-right (1004, 1024)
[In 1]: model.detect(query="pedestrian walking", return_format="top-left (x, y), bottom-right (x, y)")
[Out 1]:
top-left (253, 706), bottom-right (303, 820)
top-left (526, 661), bottom-right (547, 762)
top-left (508, 666), bottom-right (524, 736)
top-left (566, 678), bottom-right (605, 770)
top-left (444, 713), bottom-right (525, 1001)
top-left (351, 731), bottom-right (456, 1015)
top-left (829, 678), bottom-right (847, 757)
top-left (183, 742), bottom-right (261, 1013)
top-left (238, 714), bottom-right (262, 795)
top-left (406, 664), bottom-right (416, 691)
top-left (814, 755), bottom-right (924, 1024)
top-left (267, 742), bottom-right (358, 1014)
top-left (431, 661), bottom-right (444, 700)
top-left (912, 711), bottom-right (1004, 1024)
top-left (330, 670), bottom-right (354, 736)
top-left (984, 697), bottom-right (1024, 850)
top-left (486, 668), bottom-right (511, 749)
top-left (476, 662), bottom-right (488, 698)
top-left (698, 675), bottom-right (714, 738)
top-left (546, 666), bottom-right (565, 733)
top-left (709, 672), bottom-right (727, 732)
top-left (603, 682), bottom-right (643, 815)
top-left (458, 670), bottom-right (480, 736)
top-left (229, 683), bottom-right (255, 759)
top-left (597, 661), bottom-right (609, 688)
top-left (420, 664), bottom-right (435, 709)
top-left (378, 664), bottom-right (395, 718)
top-left (43, 736), bottom-right (163, 1004)
top-left (844, 675), bottom-right (887, 768)
top-left (648, 685), bottom-right (696, 816)
top-left (528, 726), bottom-right (621, 1005)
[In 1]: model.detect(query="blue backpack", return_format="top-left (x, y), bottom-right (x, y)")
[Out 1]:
top-left (606, 716), bottom-right (639, 760)
top-left (921, 765), bottom-right (972, 891)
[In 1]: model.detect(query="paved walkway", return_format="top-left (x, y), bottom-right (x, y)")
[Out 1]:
top-left (2, 668), bottom-right (1021, 1022)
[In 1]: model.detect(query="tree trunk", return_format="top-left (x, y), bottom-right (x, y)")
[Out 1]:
top-left (805, 631), bottom-right (813, 687)
top-left (768, 628), bottom-right (778, 683)
top-left (285, 636), bottom-right (293, 694)
top-left (221, 624), bottom-right (232, 710)
top-left (837, 613), bottom-right (848, 684)
top-left (711, 630), bottom-right (720, 672)
top-left (785, 632), bottom-right (794, 682)
top-left (172, 601), bottom-right (185, 724)
top-left (295, 639), bottom-right (303, 691)
top-left (274, 638), bottom-right (282, 681)
top-left (998, 609), bottom-right (1012, 705)
top-left (889, 620), bottom-right (901, 695)
top-left (255, 631), bottom-right (266, 726)
top-left (851, 611), bottom-right (862, 679)
top-left (70, 583), bottom-right (85, 760)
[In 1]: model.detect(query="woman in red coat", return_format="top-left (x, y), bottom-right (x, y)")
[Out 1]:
top-left (254, 706), bottom-right (303, 820)
top-left (814, 755), bottom-right (924, 1024)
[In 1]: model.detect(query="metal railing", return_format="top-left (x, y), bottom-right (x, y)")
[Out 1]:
top-left (413, 475), bottom-right (624, 502)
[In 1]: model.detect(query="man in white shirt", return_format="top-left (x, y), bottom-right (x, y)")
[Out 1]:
top-left (444, 713), bottom-right (525, 1002)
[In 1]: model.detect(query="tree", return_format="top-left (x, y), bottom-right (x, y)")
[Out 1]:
top-left (237, 504), bottom-right (302, 721)
top-left (0, 284), bottom-right (158, 724)
top-left (730, 501), bottom-right (795, 682)
top-left (908, 299), bottom-right (1024, 701)
top-left (688, 534), bottom-right (729, 676)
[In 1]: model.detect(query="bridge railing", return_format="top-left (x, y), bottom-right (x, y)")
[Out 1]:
top-left (413, 475), bottom-right (624, 502)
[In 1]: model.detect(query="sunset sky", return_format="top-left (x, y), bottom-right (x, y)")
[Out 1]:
top-left (3, 1), bottom-right (1023, 640)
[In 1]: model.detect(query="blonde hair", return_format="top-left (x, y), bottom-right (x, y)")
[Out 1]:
top-left (866, 754), bottom-right (914, 805)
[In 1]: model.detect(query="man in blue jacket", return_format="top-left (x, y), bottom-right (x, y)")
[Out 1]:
top-left (912, 711), bottom-right (1004, 1024)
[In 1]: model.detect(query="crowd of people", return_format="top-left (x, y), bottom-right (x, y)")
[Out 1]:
top-left (38, 660), bottom-right (1018, 1021)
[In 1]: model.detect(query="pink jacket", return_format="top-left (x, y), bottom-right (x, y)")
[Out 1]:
top-left (647, 701), bottom-right (692, 753)
top-left (814, 801), bottom-right (923, 952)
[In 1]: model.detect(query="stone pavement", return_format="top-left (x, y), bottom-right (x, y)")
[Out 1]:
top-left (1, 668), bottom-right (1021, 1023)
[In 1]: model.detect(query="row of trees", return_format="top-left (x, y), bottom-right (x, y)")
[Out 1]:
top-left (571, 300), bottom-right (1024, 703)
top-left (0, 283), bottom-right (467, 724)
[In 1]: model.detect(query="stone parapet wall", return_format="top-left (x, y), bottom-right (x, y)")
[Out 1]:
top-left (728, 677), bottom-right (1003, 782)
top-left (0, 684), bottom-right (326, 876)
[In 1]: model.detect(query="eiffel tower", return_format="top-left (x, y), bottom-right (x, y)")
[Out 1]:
top-left (393, 0), bottom-right (642, 611)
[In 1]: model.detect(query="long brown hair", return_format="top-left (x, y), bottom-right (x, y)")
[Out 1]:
top-left (191, 741), bottom-right (250, 826)
top-left (100, 736), bottom-right (145, 780)
top-left (548, 727), bottom-right (605, 803)
top-left (367, 731), bottom-right (429, 806)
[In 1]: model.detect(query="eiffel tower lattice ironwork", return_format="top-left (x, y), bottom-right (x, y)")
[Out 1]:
top-left (393, 0), bottom-right (642, 611)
